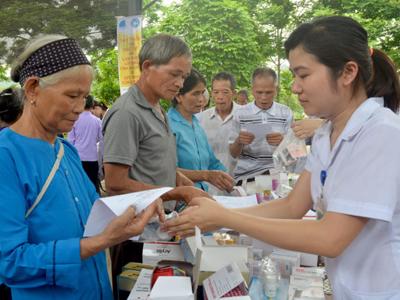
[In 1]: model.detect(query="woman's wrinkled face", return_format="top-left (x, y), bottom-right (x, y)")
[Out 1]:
top-left (34, 65), bottom-right (93, 134)
top-left (177, 82), bottom-right (206, 115)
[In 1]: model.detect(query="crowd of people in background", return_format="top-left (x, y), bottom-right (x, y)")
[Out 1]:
top-left (1, 14), bottom-right (400, 300)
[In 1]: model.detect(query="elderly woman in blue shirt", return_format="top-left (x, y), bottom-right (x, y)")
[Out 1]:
top-left (167, 69), bottom-right (234, 193)
top-left (0, 34), bottom-right (162, 300)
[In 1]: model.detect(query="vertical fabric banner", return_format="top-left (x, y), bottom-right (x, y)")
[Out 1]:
top-left (117, 16), bottom-right (142, 95)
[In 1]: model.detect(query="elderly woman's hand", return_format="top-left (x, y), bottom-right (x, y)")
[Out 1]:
top-left (80, 198), bottom-right (164, 259)
top-left (101, 198), bottom-right (163, 246)
top-left (161, 197), bottom-right (227, 237)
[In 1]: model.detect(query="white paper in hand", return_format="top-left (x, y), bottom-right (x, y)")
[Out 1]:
top-left (84, 187), bottom-right (172, 239)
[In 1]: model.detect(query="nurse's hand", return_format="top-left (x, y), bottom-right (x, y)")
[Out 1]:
top-left (206, 170), bottom-right (234, 192)
top-left (266, 132), bottom-right (283, 146)
top-left (160, 186), bottom-right (212, 204)
top-left (161, 197), bottom-right (226, 237)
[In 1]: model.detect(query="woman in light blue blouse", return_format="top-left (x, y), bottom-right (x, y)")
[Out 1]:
top-left (168, 69), bottom-right (234, 193)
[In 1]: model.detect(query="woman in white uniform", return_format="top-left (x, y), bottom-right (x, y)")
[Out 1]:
top-left (163, 16), bottom-right (400, 299)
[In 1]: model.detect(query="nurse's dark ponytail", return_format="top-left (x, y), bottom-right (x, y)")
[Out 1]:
top-left (368, 49), bottom-right (400, 113)
top-left (284, 16), bottom-right (400, 113)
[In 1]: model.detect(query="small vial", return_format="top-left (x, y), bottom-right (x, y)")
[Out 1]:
top-left (156, 211), bottom-right (179, 241)
top-left (261, 256), bottom-right (280, 298)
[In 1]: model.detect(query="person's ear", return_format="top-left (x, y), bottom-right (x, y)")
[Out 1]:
top-left (340, 61), bottom-right (359, 87)
top-left (176, 94), bottom-right (184, 104)
top-left (141, 60), bottom-right (153, 74)
top-left (23, 77), bottom-right (40, 103)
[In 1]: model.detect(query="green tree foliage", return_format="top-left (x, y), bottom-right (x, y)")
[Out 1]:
top-left (246, 0), bottom-right (296, 81)
top-left (1, 0), bottom-right (398, 117)
top-left (0, 0), bottom-right (124, 63)
top-left (279, 69), bottom-right (304, 119)
top-left (89, 0), bottom-right (163, 104)
top-left (243, 0), bottom-right (311, 115)
top-left (0, 66), bottom-right (8, 82)
top-left (159, 0), bottom-right (262, 89)
top-left (91, 49), bottom-right (119, 105)
top-left (309, 0), bottom-right (400, 66)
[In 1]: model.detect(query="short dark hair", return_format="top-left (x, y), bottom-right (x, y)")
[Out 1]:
top-left (238, 89), bottom-right (248, 97)
top-left (284, 16), bottom-right (400, 112)
top-left (212, 72), bottom-right (236, 90)
top-left (85, 95), bottom-right (94, 110)
top-left (139, 34), bottom-right (192, 71)
top-left (251, 67), bottom-right (277, 85)
top-left (94, 101), bottom-right (108, 111)
top-left (172, 68), bottom-right (206, 107)
top-left (0, 87), bottom-right (23, 125)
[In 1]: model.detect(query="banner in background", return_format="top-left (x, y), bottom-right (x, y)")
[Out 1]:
top-left (117, 15), bottom-right (142, 95)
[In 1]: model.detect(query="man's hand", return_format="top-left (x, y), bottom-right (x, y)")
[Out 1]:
top-left (176, 170), bottom-right (194, 187)
top-left (206, 170), bottom-right (234, 192)
top-left (292, 119), bottom-right (324, 139)
top-left (237, 130), bottom-right (255, 145)
top-left (266, 132), bottom-right (283, 146)
top-left (161, 186), bottom-right (212, 204)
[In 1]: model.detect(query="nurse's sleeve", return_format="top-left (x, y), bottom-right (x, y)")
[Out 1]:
top-left (0, 150), bottom-right (82, 289)
top-left (327, 124), bottom-right (400, 221)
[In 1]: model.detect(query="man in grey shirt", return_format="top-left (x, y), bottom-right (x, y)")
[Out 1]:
top-left (103, 34), bottom-right (208, 203)
top-left (102, 35), bottom-right (209, 291)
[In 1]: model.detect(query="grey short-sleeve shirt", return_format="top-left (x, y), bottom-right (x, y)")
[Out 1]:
top-left (102, 85), bottom-right (177, 187)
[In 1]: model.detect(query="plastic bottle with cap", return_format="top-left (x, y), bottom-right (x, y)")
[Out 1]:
top-left (261, 256), bottom-right (280, 298)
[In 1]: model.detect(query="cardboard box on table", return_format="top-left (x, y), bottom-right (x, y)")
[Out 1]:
top-left (134, 227), bottom-right (249, 299)
top-left (148, 260), bottom-right (196, 299)
top-left (148, 245), bottom-right (202, 300)
top-left (142, 241), bottom-right (185, 266)
top-left (251, 210), bottom-right (319, 267)
top-left (149, 276), bottom-right (194, 300)
top-left (182, 227), bottom-right (250, 285)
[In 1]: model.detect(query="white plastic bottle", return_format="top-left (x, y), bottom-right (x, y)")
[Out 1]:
top-left (261, 256), bottom-right (280, 298)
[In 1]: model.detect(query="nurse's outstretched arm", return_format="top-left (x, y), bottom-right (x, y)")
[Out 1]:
top-left (164, 171), bottom-right (368, 258)
top-left (234, 170), bottom-right (313, 219)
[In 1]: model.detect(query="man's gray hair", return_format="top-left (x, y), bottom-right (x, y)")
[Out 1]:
top-left (139, 34), bottom-right (192, 70)
top-left (251, 67), bottom-right (278, 86)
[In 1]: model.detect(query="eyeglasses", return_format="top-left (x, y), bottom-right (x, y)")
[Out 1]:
top-left (0, 92), bottom-right (13, 97)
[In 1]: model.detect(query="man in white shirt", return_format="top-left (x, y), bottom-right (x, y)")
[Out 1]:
top-left (229, 67), bottom-right (293, 182)
top-left (197, 72), bottom-right (239, 176)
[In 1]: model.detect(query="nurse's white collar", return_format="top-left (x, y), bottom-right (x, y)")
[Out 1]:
top-left (315, 97), bottom-right (384, 141)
